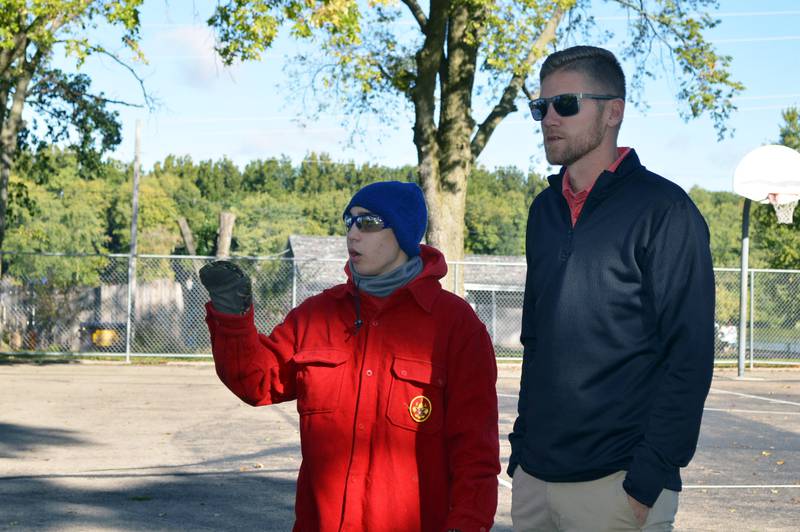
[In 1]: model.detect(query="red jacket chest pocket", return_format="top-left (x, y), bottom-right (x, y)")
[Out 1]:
top-left (293, 349), bottom-right (350, 415)
top-left (387, 356), bottom-right (446, 434)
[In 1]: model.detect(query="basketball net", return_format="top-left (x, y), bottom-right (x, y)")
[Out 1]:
top-left (767, 193), bottom-right (799, 224)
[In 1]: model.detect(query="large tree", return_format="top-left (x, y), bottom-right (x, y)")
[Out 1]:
top-left (751, 106), bottom-right (800, 270)
top-left (688, 186), bottom-right (742, 268)
top-left (208, 0), bottom-right (743, 285)
top-left (0, 0), bottom-right (146, 251)
top-left (778, 106), bottom-right (800, 152)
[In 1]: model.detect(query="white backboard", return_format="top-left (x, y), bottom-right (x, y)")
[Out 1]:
top-left (733, 144), bottom-right (800, 204)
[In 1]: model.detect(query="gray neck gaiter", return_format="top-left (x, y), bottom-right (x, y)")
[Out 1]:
top-left (350, 256), bottom-right (423, 298)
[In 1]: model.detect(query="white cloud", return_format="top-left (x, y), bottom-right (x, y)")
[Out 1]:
top-left (231, 125), bottom-right (413, 166)
top-left (155, 25), bottom-right (236, 87)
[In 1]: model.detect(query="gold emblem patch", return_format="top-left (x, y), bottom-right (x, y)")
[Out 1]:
top-left (408, 395), bottom-right (432, 423)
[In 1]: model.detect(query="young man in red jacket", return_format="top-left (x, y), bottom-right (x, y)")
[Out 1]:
top-left (200, 181), bottom-right (500, 532)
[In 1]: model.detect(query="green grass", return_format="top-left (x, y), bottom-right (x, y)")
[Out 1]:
top-left (0, 353), bottom-right (212, 365)
top-left (744, 326), bottom-right (800, 343)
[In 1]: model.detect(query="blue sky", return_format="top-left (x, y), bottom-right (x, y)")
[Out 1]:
top-left (55, 0), bottom-right (800, 193)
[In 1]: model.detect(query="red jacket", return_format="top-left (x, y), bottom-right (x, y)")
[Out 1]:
top-left (205, 245), bottom-right (500, 531)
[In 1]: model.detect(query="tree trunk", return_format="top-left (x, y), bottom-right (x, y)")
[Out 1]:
top-left (413, 1), bottom-right (480, 295)
top-left (177, 216), bottom-right (202, 276)
top-left (423, 160), bottom-right (470, 294)
top-left (0, 38), bottom-right (43, 253)
top-left (413, 5), bottom-right (563, 295)
top-left (178, 217), bottom-right (197, 255)
top-left (0, 98), bottom-right (20, 254)
top-left (216, 211), bottom-right (236, 259)
top-left (0, 137), bottom-right (11, 254)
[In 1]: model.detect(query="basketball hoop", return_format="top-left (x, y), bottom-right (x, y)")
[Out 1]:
top-left (730, 145), bottom-right (800, 378)
top-left (767, 193), bottom-right (799, 225)
top-left (733, 145), bottom-right (800, 224)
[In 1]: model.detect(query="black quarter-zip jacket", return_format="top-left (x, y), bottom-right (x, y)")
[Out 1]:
top-left (508, 149), bottom-right (715, 507)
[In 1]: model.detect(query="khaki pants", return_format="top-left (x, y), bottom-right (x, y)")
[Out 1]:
top-left (511, 468), bottom-right (679, 532)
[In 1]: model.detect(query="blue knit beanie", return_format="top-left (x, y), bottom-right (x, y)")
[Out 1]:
top-left (344, 181), bottom-right (428, 257)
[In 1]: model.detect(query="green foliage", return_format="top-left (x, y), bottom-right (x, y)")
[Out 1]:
top-left (15, 147), bottom-right (791, 267)
top-left (208, 1), bottom-right (743, 138)
top-left (465, 167), bottom-right (545, 255)
top-left (689, 187), bottom-right (744, 268)
top-left (757, 274), bottom-right (800, 329)
top-left (0, 0), bottom-right (146, 59)
top-left (713, 270), bottom-right (740, 325)
top-left (208, 0), bottom-right (282, 63)
top-left (22, 70), bottom-right (122, 177)
top-left (233, 192), bottom-right (326, 256)
top-left (293, 153), bottom-right (348, 194)
top-left (2, 0), bottom-right (146, 148)
top-left (194, 157), bottom-right (243, 205)
top-left (110, 175), bottom-right (181, 255)
top-left (149, 155), bottom-right (217, 255)
top-left (778, 107), bottom-right (800, 150)
top-left (748, 108), bottom-right (800, 270)
top-left (4, 149), bottom-right (110, 347)
top-left (300, 188), bottom-right (353, 237)
top-left (9, 141), bottom-right (800, 283)
top-left (644, 2), bottom-right (745, 138)
top-left (1, 1), bottom-right (147, 251)
top-left (5, 149), bottom-right (111, 286)
top-left (751, 203), bottom-right (800, 270)
top-left (206, 0), bottom-right (744, 263)
top-left (241, 156), bottom-right (295, 194)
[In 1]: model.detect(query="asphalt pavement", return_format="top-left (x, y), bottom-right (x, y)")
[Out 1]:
top-left (1, 361), bottom-right (798, 531)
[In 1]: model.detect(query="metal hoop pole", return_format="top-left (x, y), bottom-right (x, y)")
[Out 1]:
top-left (738, 199), bottom-right (751, 378)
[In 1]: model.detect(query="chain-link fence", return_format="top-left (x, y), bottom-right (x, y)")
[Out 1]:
top-left (1, 251), bottom-right (798, 364)
top-left (713, 267), bottom-right (800, 366)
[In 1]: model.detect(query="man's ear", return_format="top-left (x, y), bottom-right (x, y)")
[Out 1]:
top-left (607, 98), bottom-right (625, 128)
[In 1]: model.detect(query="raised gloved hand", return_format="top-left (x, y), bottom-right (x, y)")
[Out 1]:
top-left (199, 260), bottom-right (253, 314)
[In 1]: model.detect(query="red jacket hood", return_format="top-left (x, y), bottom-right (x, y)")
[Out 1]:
top-left (333, 244), bottom-right (448, 311)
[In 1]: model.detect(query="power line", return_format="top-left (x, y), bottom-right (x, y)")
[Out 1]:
top-left (709, 10), bottom-right (800, 18)
top-left (136, 94), bottom-right (798, 125)
top-left (710, 35), bottom-right (800, 43)
top-left (594, 10), bottom-right (800, 21)
top-left (142, 9), bottom-right (800, 29)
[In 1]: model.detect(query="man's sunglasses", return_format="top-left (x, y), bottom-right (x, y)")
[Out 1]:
top-left (344, 213), bottom-right (390, 233)
top-left (528, 93), bottom-right (621, 121)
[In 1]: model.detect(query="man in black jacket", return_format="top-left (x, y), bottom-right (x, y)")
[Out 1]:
top-left (509, 45), bottom-right (715, 531)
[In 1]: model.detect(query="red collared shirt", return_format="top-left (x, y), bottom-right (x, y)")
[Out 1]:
top-left (562, 147), bottom-right (631, 227)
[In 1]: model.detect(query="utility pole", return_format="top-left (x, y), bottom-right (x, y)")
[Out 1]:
top-left (125, 121), bottom-right (141, 363)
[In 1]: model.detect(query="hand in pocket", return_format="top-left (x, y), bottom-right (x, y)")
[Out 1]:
top-left (626, 494), bottom-right (649, 527)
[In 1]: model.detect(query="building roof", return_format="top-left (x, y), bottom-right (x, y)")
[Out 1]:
top-left (287, 235), bottom-right (525, 290)
top-left (287, 235), bottom-right (348, 289)
top-left (461, 254), bottom-right (526, 291)
top-left (288, 235), bottom-right (348, 261)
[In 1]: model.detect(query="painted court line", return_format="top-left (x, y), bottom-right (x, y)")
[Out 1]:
top-left (704, 407), bottom-right (800, 416)
top-left (683, 484), bottom-right (800, 489)
top-left (501, 390), bottom-right (800, 409)
top-left (709, 388), bottom-right (800, 408)
top-left (497, 480), bottom-right (800, 491)
top-left (496, 390), bottom-right (799, 492)
top-left (497, 388), bottom-right (800, 406)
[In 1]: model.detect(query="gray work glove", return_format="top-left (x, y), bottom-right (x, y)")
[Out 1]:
top-left (199, 260), bottom-right (253, 314)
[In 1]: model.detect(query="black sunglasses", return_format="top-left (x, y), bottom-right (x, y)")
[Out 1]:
top-left (528, 93), bottom-right (621, 121)
top-left (344, 213), bottom-right (391, 233)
